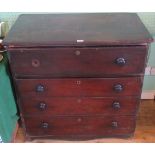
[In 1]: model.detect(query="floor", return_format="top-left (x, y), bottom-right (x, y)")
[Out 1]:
top-left (14, 99), bottom-right (155, 143)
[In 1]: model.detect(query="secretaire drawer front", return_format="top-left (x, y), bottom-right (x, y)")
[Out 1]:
top-left (16, 77), bottom-right (142, 97)
top-left (20, 97), bottom-right (139, 116)
top-left (24, 116), bottom-right (136, 137)
top-left (9, 46), bottom-right (147, 77)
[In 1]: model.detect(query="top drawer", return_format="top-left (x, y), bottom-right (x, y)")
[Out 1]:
top-left (8, 46), bottom-right (147, 77)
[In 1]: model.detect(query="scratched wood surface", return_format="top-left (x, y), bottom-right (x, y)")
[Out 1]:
top-left (14, 99), bottom-right (155, 143)
top-left (3, 13), bottom-right (153, 47)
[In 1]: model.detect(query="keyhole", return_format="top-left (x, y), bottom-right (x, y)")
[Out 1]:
top-left (76, 80), bottom-right (81, 85)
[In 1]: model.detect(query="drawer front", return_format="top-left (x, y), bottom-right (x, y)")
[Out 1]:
top-left (19, 97), bottom-right (140, 116)
top-left (9, 46), bottom-right (147, 77)
top-left (24, 116), bottom-right (136, 137)
top-left (16, 77), bottom-right (142, 97)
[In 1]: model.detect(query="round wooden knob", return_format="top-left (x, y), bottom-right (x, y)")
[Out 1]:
top-left (42, 122), bottom-right (49, 129)
top-left (115, 57), bottom-right (126, 66)
top-left (36, 84), bottom-right (44, 92)
top-left (113, 84), bottom-right (123, 92)
top-left (38, 102), bottom-right (46, 110)
top-left (113, 102), bottom-right (121, 109)
top-left (111, 121), bottom-right (118, 128)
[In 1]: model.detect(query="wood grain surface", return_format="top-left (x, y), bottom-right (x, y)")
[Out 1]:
top-left (9, 46), bottom-right (147, 77)
top-left (16, 77), bottom-right (142, 97)
top-left (14, 100), bottom-right (155, 143)
top-left (19, 96), bottom-right (140, 116)
top-left (3, 13), bottom-right (153, 47)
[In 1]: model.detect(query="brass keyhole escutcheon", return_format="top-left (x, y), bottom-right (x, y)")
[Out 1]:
top-left (76, 80), bottom-right (81, 85)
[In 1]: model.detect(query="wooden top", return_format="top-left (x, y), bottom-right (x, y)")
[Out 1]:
top-left (3, 13), bottom-right (153, 47)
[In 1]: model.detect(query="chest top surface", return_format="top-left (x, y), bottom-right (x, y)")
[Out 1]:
top-left (3, 13), bottom-right (153, 48)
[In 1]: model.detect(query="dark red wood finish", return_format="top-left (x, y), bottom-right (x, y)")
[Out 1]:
top-left (16, 77), bottom-right (142, 97)
top-left (19, 97), bottom-right (140, 116)
top-left (20, 97), bottom-right (139, 116)
top-left (3, 13), bottom-right (153, 140)
top-left (3, 13), bottom-right (153, 47)
top-left (9, 46), bottom-right (147, 77)
top-left (24, 116), bottom-right (136, 137)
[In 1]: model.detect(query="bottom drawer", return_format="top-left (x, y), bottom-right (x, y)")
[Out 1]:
top-left (24, 116), bottom-right (136, 137)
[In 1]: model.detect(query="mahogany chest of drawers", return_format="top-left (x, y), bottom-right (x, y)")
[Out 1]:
top-left (3, 13), bottom-right (153, 140)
